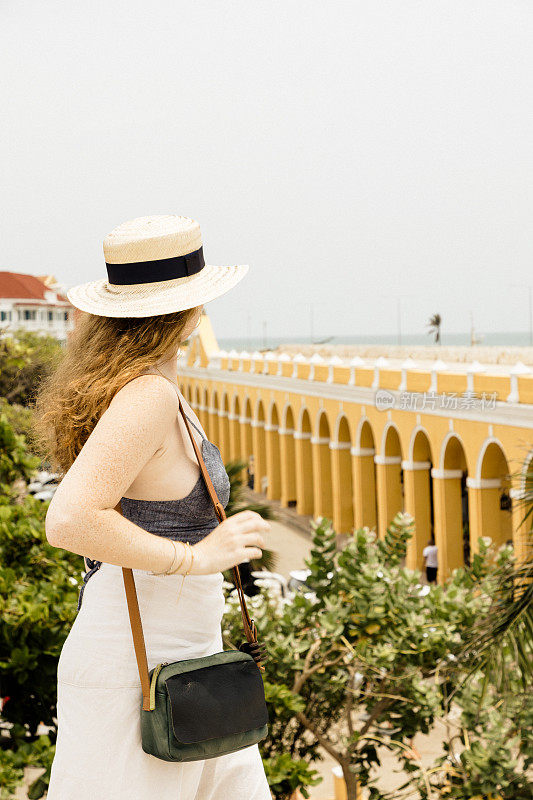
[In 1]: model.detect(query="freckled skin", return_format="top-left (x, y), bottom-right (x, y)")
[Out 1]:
top-left (45, 305), bottom-right (269, 575)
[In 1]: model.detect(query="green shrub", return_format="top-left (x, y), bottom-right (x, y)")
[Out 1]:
top-left (0, 412), bottom-right (40, 490)
top-left (221, 514), bottom-right (526, 800)
top-left (0, 493), bottom-right (82, 797)
top-left (0, 328), bottom-right (62, 408)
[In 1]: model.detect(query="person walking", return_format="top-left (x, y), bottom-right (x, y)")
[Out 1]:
top-left (423, 536), bottom-right (439, 584)
top-left (34, 215), bottom-right (272, 799)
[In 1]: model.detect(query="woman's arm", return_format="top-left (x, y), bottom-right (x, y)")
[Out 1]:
top-left (45, 375), bottom-right (180, 574)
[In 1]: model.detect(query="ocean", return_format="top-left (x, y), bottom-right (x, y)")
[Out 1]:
top-left (218, 331), bottom-right (533, 352)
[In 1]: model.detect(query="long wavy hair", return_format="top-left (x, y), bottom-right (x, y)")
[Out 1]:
top-left (31, 307), bottom-right (200, 475)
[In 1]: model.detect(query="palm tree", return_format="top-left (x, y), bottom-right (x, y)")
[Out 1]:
top-left (222, 458), bottom-right (277, 586)
top-left (460, 459), bottom-right (532, 691)
top-left (426, 313), bottom-right (442, 344)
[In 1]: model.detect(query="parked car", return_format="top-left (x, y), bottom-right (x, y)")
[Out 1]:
top-left (27, 470), bottom-right (61, 501)
top-left (223, 567), bottom-right (319, 605)
top-left (287, 568), bottom-right (313, 594)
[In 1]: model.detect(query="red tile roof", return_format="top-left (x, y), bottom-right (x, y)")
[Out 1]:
top-left (0, 271), bottom-right (69, 305)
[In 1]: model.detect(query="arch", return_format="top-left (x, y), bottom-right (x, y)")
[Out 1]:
top-left (252, 399), bottom-right (268, 494)
top-left (355, 415), bottom-right (374, 448)
top-left (353, 419), bottom-right (378, 531)
top-left (312, 410), bottom-right (334, 520)
top-left (281, 402), bottom-right (295, 430)
top-left (219, 392), bottom-right (231, 463)
top-left (200, 387), bottom-right (210, 438)
top-left (358, 417), bottom-right (376, 450)
top-left (314, 406), bottom-right (334, 438)
top-left (375, 424), bottom-right (404, 538)
top-left (280, 405), bottom-right (297, 507)
top-left (210, 390), bottom-right (220, 447)
top-left (230, 393), bottom-right (240, 417)
top-left (267, 399), bottom-right (281, 428)
top-left (243, 396), bottom-right (253, 420)
top-left (297, 404), bottom-right (312, 431)
top-left (381, 421), bottom-right (402, 457)
top-left (295, 407), bottom-right (314, 516)
top-left (404, 428), bottom-right (434, 570)
top-left (241, 396), bottom-right (254, 489)
top-left (471, 439), bottom-right (512, 550)
top-left (433, 434), bottom-right (469, 578)
top-left (439, 432), bottom-right (470, 472)
top-left (265, 403), bottom-right (282, 500)
top-left (333, 410), bottom-right (356, 444)
top-left (230, 395), bottom-right (243, 467)
top-left (254, 396), bottom-right (266, 420)
top-left (408, 425), bottom-right (434, 463)
top-left (336, 415), bottom-right (351, 443)
top-left (475, 436), bottom-right (507, 481)
top-left (331, 414), bottom-right (354, 533)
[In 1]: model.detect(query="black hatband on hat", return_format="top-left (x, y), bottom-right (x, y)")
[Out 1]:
top-left (106, 246), bottom-right (205, 286)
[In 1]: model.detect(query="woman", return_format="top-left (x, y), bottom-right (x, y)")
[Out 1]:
top-left (33, 215), bottom-right (272, 799)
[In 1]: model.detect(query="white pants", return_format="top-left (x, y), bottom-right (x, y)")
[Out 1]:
top-left (47, 563), bottom-right (272, 799)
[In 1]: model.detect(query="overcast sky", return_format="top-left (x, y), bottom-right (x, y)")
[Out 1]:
top-left (1, 1), bottom-right (532, 341)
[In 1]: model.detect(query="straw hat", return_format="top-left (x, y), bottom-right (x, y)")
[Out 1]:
top-left (66, 215), bottom-right (249, 317)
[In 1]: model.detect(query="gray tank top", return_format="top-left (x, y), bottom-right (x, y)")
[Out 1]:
top-left (76, 400), bottom-right (231, 611)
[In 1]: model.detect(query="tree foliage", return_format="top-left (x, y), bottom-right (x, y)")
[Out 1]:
top-left (0, 490), bottom-right (82, 798)
top-left (0, 412), bottom-right (40, 490)
top-left (222, 514), bottom-right (531, 800)
top-left (0, 328), bottom-right (63, 408)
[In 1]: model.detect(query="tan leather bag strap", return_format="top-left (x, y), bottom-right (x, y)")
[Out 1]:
top-left (120, 395), bottom-right (259, 712)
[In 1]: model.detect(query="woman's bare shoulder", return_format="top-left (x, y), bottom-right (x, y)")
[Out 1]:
top-left (108, 373), bottom-right (179, 415)
top-left (45, 374), bottom-right (180, 523)
top-left (94, 373), bottom-right (180, 450)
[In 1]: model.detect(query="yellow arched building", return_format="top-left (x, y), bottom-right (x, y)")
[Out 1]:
top-left (179, 316), bottom-right (533, 581)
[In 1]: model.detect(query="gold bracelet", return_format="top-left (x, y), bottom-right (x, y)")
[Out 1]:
top-left (167, 540), bottom-right (181, 574)
top-left (151, 540), bottom-right (185, 576)
top-left (167, 541), bottom-right (187, 575)
top-left (150, 539), bottom-right (177, 576)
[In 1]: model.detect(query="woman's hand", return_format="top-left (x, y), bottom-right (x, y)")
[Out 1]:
top-left (189, 510), bottom-right (270, 575)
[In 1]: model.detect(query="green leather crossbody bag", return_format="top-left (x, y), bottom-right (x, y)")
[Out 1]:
top-left (119, 397), bottom-right (269, 762)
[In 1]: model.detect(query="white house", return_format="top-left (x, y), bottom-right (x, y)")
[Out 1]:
top-left (0, 271), bottom-right (74, 342)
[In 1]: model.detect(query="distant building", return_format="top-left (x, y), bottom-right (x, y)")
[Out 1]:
top-left (178, 320), bottom-right (533, 580)
top-left (0, 271), bottom-right (74, 342)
